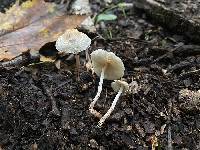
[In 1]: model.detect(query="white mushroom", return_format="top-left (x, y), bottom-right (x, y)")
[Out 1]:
top-left (89, 49), bottom-right (125, 117)
top-left (55, 29), bottom-right (91, 80)
top-left (98, 80), bottom-right (129, 127)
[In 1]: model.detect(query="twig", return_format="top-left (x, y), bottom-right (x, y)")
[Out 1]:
top-left (107, 36), bottom-right (151, 45)
top-left (134, 0), bottom-right (200, 43)
top-left (0, 52), bottom-right (39, 68)
top-left (179, 69), bottom-right (200, 78)
top-left (167, 98), bottom-right (173, 150)
top-left (152, 43), bottom-right (184, 63)
top-left (167, 61), bottom-right (194, 73)
top-left (1, 55), bottom-right (24, 67)
top-left (168, 125), bottom-right (173, 150)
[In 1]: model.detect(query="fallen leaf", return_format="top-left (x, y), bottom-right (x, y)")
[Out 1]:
top-left (0, 0), bottom-right (87, 60)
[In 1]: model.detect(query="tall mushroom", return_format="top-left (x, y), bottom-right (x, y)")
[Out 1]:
top-left (89, 49), bottom-right (125, 117)
top-left (55, 29), bottom-right (91, 80)
top-left (98, 80), bottom-right (129, 127)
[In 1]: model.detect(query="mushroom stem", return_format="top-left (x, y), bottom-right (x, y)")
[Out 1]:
top-left (85, 48), bottom-right (90, 62)
top-left (89, 65), bottom-right (107, 117)
top-left (85, 49), bottom-right (93, 72)
top-left (75, 54), bottom-right (80, 81)
top-left (98, 86), bottom-right (123, 127)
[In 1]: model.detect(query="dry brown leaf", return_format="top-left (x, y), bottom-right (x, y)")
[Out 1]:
top-left (0, 0), bottom-right (87, 60)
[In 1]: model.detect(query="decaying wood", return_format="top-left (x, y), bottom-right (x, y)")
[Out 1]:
top-left (0, 51), bottom-right (40, 68)
top-left (152, 44), bottom-right (200, 63)
top-left (133, 0), bottom-right (200, 43)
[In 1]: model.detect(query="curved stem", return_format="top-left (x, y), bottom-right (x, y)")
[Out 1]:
top-left (98, 86), bottom-right (123, 127)
top-left (89, 66), bottom-right (106, 117)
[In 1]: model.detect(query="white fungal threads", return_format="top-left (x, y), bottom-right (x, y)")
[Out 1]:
top-left (98, 86), bottom-right (123, 127)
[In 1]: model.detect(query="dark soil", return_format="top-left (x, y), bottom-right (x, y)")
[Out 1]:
top-left (163, 0), bottom-right (200, 24)
top-left (0, 0), bottom-right (200, 150)
top-left (0, 0), bottom-right (15, 12)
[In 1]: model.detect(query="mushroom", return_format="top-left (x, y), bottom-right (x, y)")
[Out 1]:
top-left (55, 29), bottom-right (91, 80)
top-left (98, 80), bottom-right (129, 127)
top-left (89, 49), bottom-right (125, 117)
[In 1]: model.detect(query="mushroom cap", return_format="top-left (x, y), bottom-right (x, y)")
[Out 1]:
top-left (55, 29), bottom-right (91, 54)
top-left (111, 80), bottom-right (129, 93)
top-left (91, 49), bottom-right (125, 80)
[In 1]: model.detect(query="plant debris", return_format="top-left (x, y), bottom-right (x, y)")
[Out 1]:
top-left (0, 0), bottom-right (200, 149)
top-left (0, 0), bottom-right (87, 60)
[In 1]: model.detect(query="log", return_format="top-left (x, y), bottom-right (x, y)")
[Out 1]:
top-left (133, 0), bottom-right (200, 43)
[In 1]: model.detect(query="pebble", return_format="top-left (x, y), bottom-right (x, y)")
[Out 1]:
top-left (99, 146), bottom-right (106, 150)
top-left (111, 112), bottom-right (124, 121)
top-left (80, 71), bottom-right (93, 83)
top-left (125, 108), bottom-right (133, 115)
top-left (70, 127), bottom-right (78, 135)
top-left (143, 120), bottom-right (155, 134)
top-left (183, 79), bottom-right (191, 87)
top-left (137, 19), bottom-right (146, 24)
top-left (89, 139), bottom-right (99, 149)
top-left (118, 19), bottom-right (129, 27)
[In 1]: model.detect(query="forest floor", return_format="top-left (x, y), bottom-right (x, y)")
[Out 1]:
top-left (0, 0), bottom-right (200, 150)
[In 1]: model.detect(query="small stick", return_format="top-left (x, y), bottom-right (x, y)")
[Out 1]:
top-left (152, 43), bottom-right (184, 63)
top-left (179, 69), bottom-right (200, 78)
top-left (167, 99), bottom-right (173, 150)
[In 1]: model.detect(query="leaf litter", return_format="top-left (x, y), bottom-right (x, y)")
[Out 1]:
top-left (1, 0), bottom-right (200, 149)
top-left (0, 0), bottom-right (87, 60)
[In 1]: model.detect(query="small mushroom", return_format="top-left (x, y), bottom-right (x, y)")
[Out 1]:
top-left (55, 29), bottom-right (91, 80)
top-left (89, 49), bottom-right (125, 117)
top-left (98, 80), bottom-right (129, 127)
